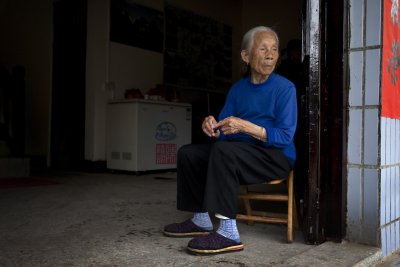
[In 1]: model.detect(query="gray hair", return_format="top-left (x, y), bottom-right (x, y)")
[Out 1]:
top-left (240, 26), bottom-right (280, 75)
top-left (241, 26), bottom-right (280, 51)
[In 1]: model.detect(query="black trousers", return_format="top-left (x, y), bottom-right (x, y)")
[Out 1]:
top-left (177, 141), bottom-right (292, 219)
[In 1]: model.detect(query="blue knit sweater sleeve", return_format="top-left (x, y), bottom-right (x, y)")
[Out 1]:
top-left (264, 84), bottom-right (297, 148)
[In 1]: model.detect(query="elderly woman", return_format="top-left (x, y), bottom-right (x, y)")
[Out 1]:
top-left (164, 26), bottom-right (297, 255)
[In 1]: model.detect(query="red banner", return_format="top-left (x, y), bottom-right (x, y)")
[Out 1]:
top-left (382, 0), bottom-right (400, 118)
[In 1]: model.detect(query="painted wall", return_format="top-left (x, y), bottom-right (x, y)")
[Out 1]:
top-left (347, 0), bottom-right (400, 256)
top-left (0, 0), bottom-right (53, 158)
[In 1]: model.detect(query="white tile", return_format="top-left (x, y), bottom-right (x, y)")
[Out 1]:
top-left (349, 51), bottom-right (364, 106)
top-left (391, 223), bottom-right (395, 254)
top-left (363, 169), bottom-right (379, 226)
top-left (387, 118), bottom-right (393, 165)
top-left (365, 49), bottom-right (381, 105)
top-left (396, 167), bottom-right (400, 219)
top-left (350, 0), bottom-right (364, 48)
top-left (348, 168), bottom-right (362, 225)
top-left (380, 168), bottom-right (388, 225)
top-left (397, 119), bottom-right (400, 164)
top-left (348, 109), bottom-right (363, 164)
top-left (391, 167), bottom-right (396, 221)
top-left (364, 109), bottom-right (378, 165)
top-left (381, 225), bottom-right (387, 256)
top-left (386, 168), bottom-right (391, 224)
top-left (395, 119), bottom-right (399, 164)
top-left (396, 221), bottom-right (399, 250)
top-left (381, 118), bottom-right (387, 165)
top-left (390, 118), bottom-right (396, 165)
top-left (386, 118), bottom-right (391, 165)
top-left (366, 0), bottom-right (381, 46)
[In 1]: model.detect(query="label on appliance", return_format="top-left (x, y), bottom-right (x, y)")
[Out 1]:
top-left (156, 144), bottom-right (177, 164)
top-left (155, 121), bottom-right (176, 141)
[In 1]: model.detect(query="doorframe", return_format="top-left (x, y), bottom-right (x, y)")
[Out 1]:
top-left (302, 0), bottom-right (323, 244)
top-left (301, 0), bottom-right (346, 244)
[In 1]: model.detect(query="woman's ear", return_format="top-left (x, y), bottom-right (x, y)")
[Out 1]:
top-left (241, 50), bottom-right (249, 64)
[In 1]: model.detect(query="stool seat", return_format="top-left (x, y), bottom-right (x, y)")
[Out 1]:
top-left (237, 170), bottom-right (295, 242)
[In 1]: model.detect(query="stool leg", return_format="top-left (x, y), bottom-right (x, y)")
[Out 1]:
top-left (293, 191), bottom-right (299, 230)
top-left (241, 186), bottom-right (254, 225)
top-left (287, 171), bottom-right (294, 242)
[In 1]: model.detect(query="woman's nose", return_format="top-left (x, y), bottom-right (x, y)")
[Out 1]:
top-left (265, 50), bottom-right (274, 58)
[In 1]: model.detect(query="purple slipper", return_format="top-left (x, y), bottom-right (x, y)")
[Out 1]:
top-left (163, 219), bottom-right (212, 237)
top-left (187, 232), bottom-right (244, 255)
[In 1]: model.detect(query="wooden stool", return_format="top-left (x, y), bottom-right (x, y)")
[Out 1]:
top-left (237, 170), bottom-right (295, 242)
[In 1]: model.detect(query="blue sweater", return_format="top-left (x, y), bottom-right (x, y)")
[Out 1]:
top-left (218, 73), bottom-right (297, 166)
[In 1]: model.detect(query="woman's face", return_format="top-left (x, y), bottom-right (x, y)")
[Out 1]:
top-left (243, 31), bottom-right (279, 83)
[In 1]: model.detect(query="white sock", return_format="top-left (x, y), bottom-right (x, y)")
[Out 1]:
top-left (191, 212), bottom-right (213, 230)
top-left (217, 218), bottom-right (240, 242)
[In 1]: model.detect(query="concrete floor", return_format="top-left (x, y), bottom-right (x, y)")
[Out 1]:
top-left (0, 171), bottom-right (383, 267)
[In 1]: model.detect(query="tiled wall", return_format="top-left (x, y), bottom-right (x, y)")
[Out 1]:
top-left (380, 117), bottom-right (400, 255)
top-left (346, 0), bottom-right (381, 246)
top-left (347, 0), bottom-right (400, 256)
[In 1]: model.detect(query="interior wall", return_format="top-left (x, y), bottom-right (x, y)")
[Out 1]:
top-left (109, 43), bottom-right (163, 100)
top-left (108, 0), bottom-right (303, 101)
top-left (86, 0), bottom-right (242, 161)
top-left (86, 0), bottom-right (244, 161)
top-left (108, 0), bottom-right (242, 101)
top-left (241, 1), bottom-right (303, 57)
top-left (0, 0), bottom-right (53, 158)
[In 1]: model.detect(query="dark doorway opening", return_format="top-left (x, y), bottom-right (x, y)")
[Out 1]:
top-left (51, 0), bottom-right (87, 170)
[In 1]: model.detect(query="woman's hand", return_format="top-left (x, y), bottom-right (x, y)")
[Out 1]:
top-left (202, 115), bottom-right (219, 137)
top-left (215, 116), bottom-right (266, 142)
top-left (214, 116), bottom-right (244, 135)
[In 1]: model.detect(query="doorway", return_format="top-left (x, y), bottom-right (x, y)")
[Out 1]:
top-left (50, 0), bottom-right (87, 170)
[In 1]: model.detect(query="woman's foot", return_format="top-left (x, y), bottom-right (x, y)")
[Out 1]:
top-left (163, 219), bottom-right (212, 237)
top-left (187, 232), bottom-right (244, 255)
